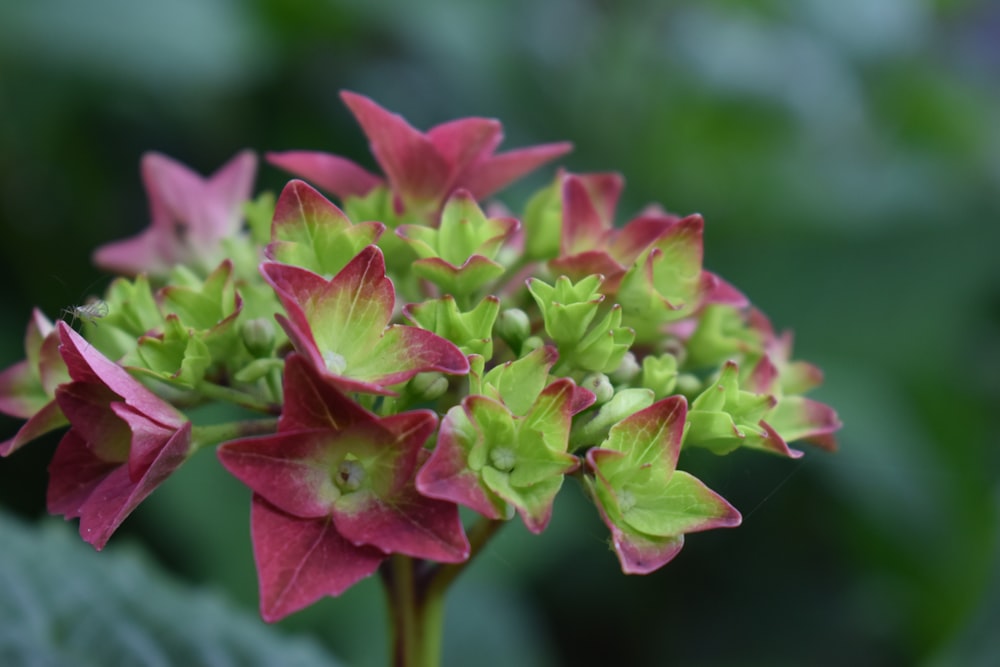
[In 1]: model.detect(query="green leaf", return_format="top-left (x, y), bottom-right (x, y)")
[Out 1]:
top-left (0, 511), bottom-right (342, 667)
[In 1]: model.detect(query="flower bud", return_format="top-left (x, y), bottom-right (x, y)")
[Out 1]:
top-left (675, 373), bottom-right (703, 397)
top-left (639, 353), bottom-right (678, 398)
top-left (409, 372), bottom-right (449, 401)
top-left (609, 351), bottom-right (640, 384)
top-left (241, 317), bottom-right (276, 357)
top-left (571, 387), bottom-right (655, 447)
top-left (521, 335), bottom-right (545, 354)
top-left (496, 308), bottom-right (531, 346)
top-left (581, 373), bottom-right (615, 404)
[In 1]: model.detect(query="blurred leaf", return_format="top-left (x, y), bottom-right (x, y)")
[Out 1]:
top-left (0, 511), bottom-right (341, 667)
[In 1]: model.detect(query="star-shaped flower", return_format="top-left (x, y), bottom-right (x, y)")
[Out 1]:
top-left (93, 150), bottom-right (257, 277)
top-left (269, 91), bottom-right (571, 221)
top-left (218, 354), bottom-right (469, 621)
top-left (261, 245), bottom-right (469, 395)
top-left (546, 174), bottom-right (746, 340)
top-left (47, 322), bottom-right (192, 550)
top-left (585, 396), bottom-right (741, 574)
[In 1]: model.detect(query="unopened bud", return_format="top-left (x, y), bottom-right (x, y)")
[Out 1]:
top-left (496, 308), bottom-right (531, 346)
top-left (675, 373), bottom-right (703, 397)
top-left (581, 372), bottom-right (614, 404)
top-left (609, 352), bottom-right (640, 384)
top-left (241, 317), bottom-right (276, 357)
top-left (409, 372), bottom-right (449, 401)
top-left (521, 335), bottom-right (545, 354)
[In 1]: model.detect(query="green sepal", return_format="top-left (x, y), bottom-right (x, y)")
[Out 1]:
top-left (686, 361), bottom-right (782, 456)
top-left (480, 345), bottom-right (558, 416)
top-left (590, 463), bottom-right (736, 540)
top-left (639, 353), bottom-right (678, 398)
top-left (82, 274), bottom-right (164, 361)
top-left (527, 274), bottom-right (604, 346)
top-left (521, 176), bottom-right (563, 261)
top-left (159, 260), bottom-right (247, 370)
top-left (465, 387), bottom-right (579, 533)
top-left (244, 190), bottom-right (276, 245)
top-left (584, 396), bottom-right (742, 573)
top-left (268, 180), bottom-right (385, 278)
top-left (399, 192), bottom-right (515, 266)
top-left (570, 387), bottom-right (655, 448)
top-left (616, 218), bottom-right (705, 341)
top-left (404, 295), bottom-right (500, 358)
top-left (684, 305), bottom-right (762, 370)
top-left (343, 185), bottom-right (398, 229)
top-left (411, 256), bottom-right (506, 300)
top-left (133, 315), bottom-right (211, 387)
top-left (160, 261), bottom-right (238, 332)
top-left (566, 304), bottom-right (635, 373)
top-left (398, 191), bottom-right (518, 298)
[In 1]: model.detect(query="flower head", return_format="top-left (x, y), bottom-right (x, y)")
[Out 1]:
top-left (47, 322), bottom-right (192, 550)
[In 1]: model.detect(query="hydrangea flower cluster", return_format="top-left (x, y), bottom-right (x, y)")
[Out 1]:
top-left (0, 91), bottom-right (839, 663)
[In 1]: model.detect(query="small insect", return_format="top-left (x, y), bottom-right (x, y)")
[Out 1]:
top-left (63, 298), bottom-right (110, 328)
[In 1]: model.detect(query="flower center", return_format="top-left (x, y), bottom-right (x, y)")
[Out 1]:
top-left (323, 350), bottom-right (347, 375)
top-left (336, 459), bottom-right (366, 492)
top-left (489, 446), bottom-right (516, 472)
top-left (618, 487), bottom-right (637, 513)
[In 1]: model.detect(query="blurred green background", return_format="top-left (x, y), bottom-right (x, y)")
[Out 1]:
top-left (1, 0), bottom-right (998, 665)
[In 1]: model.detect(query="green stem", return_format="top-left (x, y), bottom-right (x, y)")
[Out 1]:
top-left (380, 518), bottom-right (506, 667)
top-left (383, 555), bottom-right (423, 667)
top-left (190, 418), bottom-right (278, 453)
top-left (196, 380), bottom-right (281, 414)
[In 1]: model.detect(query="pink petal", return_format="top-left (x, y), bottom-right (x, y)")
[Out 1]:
top-left (266, 151), bottom-right (383, 200)
top-left (142, 151), bottom-right (205, 229)
top-left (561, 175), bottom-right (613, 256)
top-left (92, 226), bottom-right (176, 276)
top-left (57, 323), bottom-right (186, 430)
top-left (334, 483), bottom-right (469, 563)
top-left (0, 360), bottom-right (43, 419)
top-left (611, 214), bottom-right (680, 265)
top-left (340, 91), bottom-right (450, 207)
top-left (48, 421), bottom-right (191, 550)
top-left (110, 402), bottom-right (188, 481)
top-left (278, 354), bottom-right (375, 431)
top-left (270, 179), bottom-right (354, 238)
top-left (55, 384), bottom-right (130, 462)
top-left (205, 150), bottom-right (258, 221)
top-left (548, 250), bottom-right (624, 285)
top-left (416, 407), bottom-right (505, 520)
top-left (699, 271), bottom-right (749, 308)
top-left (462, 142), bottom-right (573, 201)
top-left (0, 399), bottom-right (68, 457)
top-left (46, 429), bottom-right (118, 520)
top-left (251, 496), bottom-right (385, 622)
top-left (426, 117), bottom-right (503, 178)
top-left (218, 429), bottom-right (342, 519)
